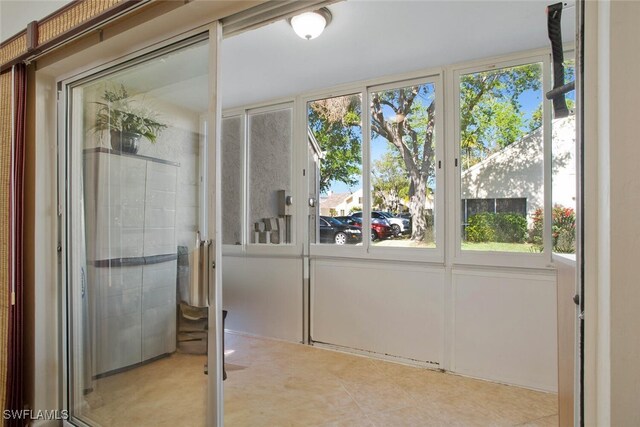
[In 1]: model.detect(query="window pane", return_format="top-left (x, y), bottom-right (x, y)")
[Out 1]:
top-left (550, 57), bottom-right (576, 254)
top-left (248, 107), bottom-right (293, 244)
top-left (460, 62), bottom-right (543, 252)
top-left (370, 82), bottom-right (437, 248)
top-left (308, 94), bottom-right (363, 246)
top-left (222, 116), bottom-right (243, 245)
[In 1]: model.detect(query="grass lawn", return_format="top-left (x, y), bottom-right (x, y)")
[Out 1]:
top-left (373, 236), bottom-right (536, 252)
top-left (461, 241), bottom-right (536, 252)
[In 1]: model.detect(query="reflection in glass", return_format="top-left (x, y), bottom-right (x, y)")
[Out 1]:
top-left (70, 39), bottom-right (208, 426)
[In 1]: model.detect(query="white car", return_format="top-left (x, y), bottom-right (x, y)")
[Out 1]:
top-left (352, 211), bottom-right (409, 236)
top-left (376, 211), bottom-right (410, 236)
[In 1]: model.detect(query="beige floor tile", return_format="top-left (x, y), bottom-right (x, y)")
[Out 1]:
top-left (75, 333), bottom-right (558, 427)
top-left (517, 414), bottom-right (559, 426)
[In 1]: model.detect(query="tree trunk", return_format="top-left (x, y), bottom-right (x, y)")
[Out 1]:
top-left (409, 175), bottom-right (428, 241)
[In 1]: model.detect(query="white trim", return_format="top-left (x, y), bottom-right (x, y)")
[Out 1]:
top-left (366, 73), bottom-right (445, 263)
top-left (311, 341), bottom-right (441, 370)
top-left (207, 21), bottom-right (224, 427)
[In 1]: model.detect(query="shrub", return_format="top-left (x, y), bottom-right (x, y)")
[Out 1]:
top-left (493, 213), bottom-right (528, 243)
top-left (530, 205), bottom-right (576, 253)
top-left (466, 213), bottom-right (495, 242)
top-left (466, 212), bottom-right (527, 243)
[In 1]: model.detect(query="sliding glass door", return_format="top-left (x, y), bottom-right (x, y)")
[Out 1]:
top-left (63, 32), bottom-right (221, 426)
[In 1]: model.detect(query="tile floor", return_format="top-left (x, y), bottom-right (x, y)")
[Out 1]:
top-left (223, 333), bottom-right (558, 427)
top-left (80, 332), bottom-right (558, 426)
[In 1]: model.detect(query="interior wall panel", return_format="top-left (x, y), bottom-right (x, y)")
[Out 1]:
top-left (222, 255), bottom-right (302, 342)
top-left (555, 255), bottom-right (576, 426)
top-left (311, 259), bottom-right (445, 365)
top-left (452, 268), bottom-right (558, 392)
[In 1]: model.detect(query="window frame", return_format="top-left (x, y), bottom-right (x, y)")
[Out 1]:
top-left (366, 74), bottom-right (445, 262)
top-left (306, 72), bottom-right (445, 264)
top-left (221, 99), bottom-right (300, 257)
top-left (305, 86), bottom-right (367, 260)
top-left (450, 53), bottom-right (553, 269)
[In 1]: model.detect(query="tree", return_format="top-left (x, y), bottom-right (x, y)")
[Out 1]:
top-left (372, 152), bottom-right (410, 212)
top-left (308, 96), bottom-right (361, 193)
top-left (459, 64), bottom-right (541, 168)
top-left (311, 64), bottom-right (542, 242)
top-left (370, 85), bottom-right (436, 241)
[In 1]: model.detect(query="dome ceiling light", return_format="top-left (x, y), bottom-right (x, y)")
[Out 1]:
top-left (289, 8), bottom-right (332, 40)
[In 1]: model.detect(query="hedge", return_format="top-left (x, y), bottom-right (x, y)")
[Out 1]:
top-left (466, 212), bottom-right (528, 243)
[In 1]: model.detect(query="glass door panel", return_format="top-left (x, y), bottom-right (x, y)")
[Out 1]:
top-left (67, 37), bottom-right (210, 426)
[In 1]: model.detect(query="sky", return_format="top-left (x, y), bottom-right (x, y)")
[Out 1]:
top-left (322, 83), bottom-right (553, 197)
top-left (320, 59), bottom-right (576, 199)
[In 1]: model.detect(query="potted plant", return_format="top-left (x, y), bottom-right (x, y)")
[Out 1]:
top-left (93, 84), bottom-right (167, 154)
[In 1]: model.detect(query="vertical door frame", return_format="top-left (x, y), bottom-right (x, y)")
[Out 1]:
top-left (207, 20), bottom-right (224, 427)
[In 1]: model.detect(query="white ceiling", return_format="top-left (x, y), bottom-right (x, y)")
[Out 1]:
top-left (71, 0), bottom-right (576, 113)
top-left (220, 0), bottom-right (575, 109)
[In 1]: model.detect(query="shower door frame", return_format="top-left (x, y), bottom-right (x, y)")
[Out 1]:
top-left (58, 22), bottom-right (224, 427)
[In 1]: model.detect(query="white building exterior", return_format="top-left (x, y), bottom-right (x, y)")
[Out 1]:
top-left (319, 188), bottom-right (363, 216)
top-left (461, 115), bottom-right (576, 220)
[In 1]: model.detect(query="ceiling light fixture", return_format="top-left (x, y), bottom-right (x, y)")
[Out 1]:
top-left (289, 8), bottom-right (332, 40)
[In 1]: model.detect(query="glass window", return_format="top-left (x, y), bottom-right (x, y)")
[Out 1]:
top-left (222, 116), bottom-right (243, 245)
top-left (370, 82), bottom-right (437, 248)
top-left (308, 94), bottom-right (362, 245)
top-left (459, 62), bottom-right (543, 252)
top-left (248, 106), bottom-right (293, 244)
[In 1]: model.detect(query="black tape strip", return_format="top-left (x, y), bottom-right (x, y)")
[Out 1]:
top-left (547, 2), bottom-right (570, 118)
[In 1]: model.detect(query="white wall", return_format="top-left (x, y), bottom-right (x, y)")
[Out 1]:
top-left (311, 259), bottom-right (444, 366)
top-left (452, 268), bottom-right (557, 392)
top-left (462, 116), bottom-right (576, 220)
top-left (554, 254), bottom-right (576, 426)
top-left (585, 1), bottom-right (640, 425)
top-left (222, 255), bottom-right (303, 342)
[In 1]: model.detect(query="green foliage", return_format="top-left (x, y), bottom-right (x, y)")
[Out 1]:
top-left (466, 213), bottom-right (527, 243)
top-left (466, 213), bottom-right (495, 242)
top-left (460, 63), bottom-right (542, 168)
top-left (349, 205), bottom-right (362, 214)
top-left (93, 84), bottom-right (167, 143)
top-left (309, 65), bottom-right (543, 243)
top-left (530, 205), bottom-right (576, 253)
top-left (308, 96), bottom-right (362, 193)
top-left (372, 152), bottom-right (410, 211)
top-left (493, 213), bottom-right (528, 243)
